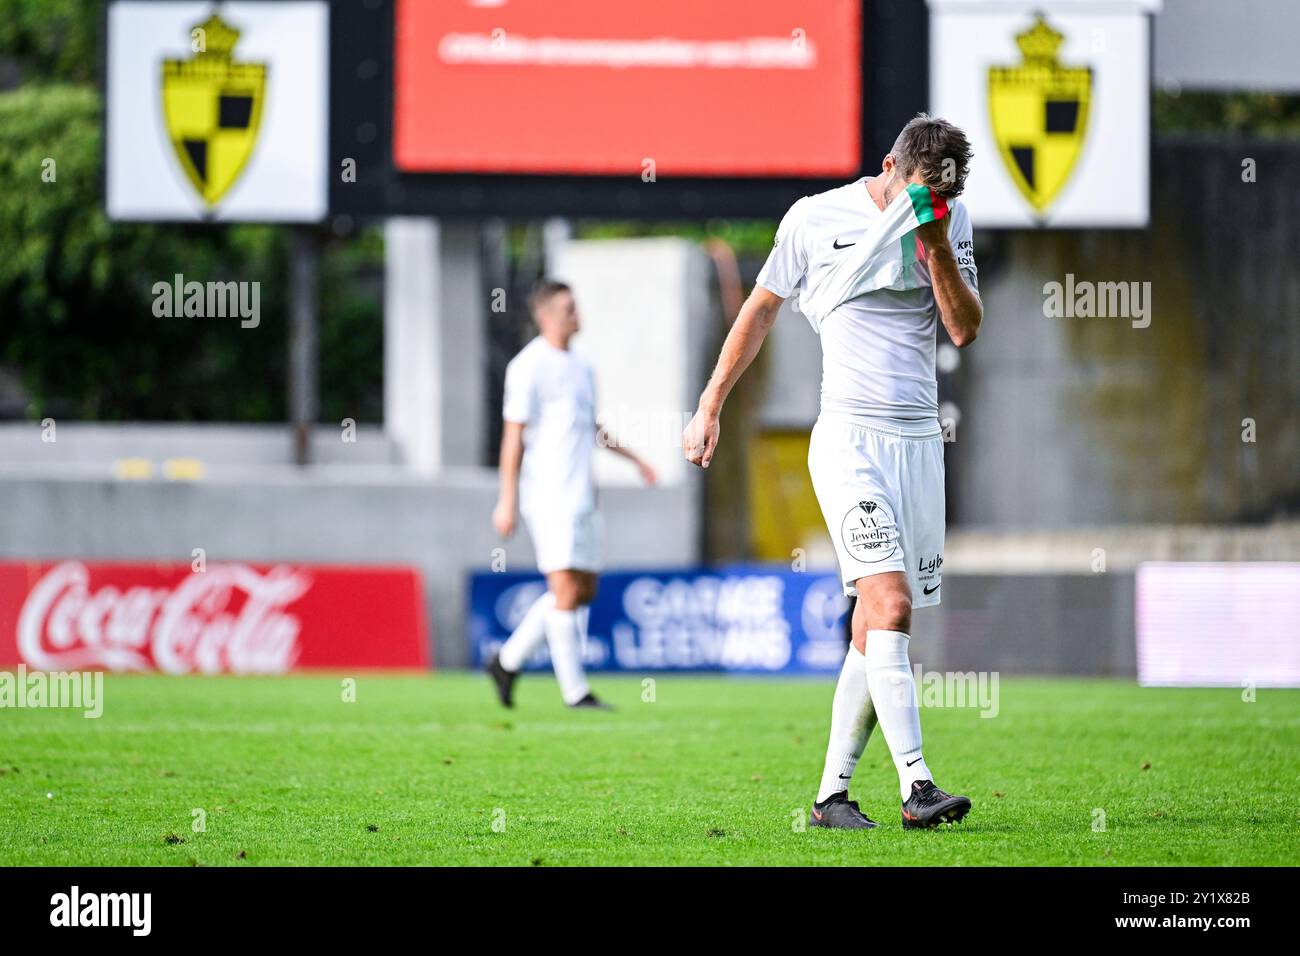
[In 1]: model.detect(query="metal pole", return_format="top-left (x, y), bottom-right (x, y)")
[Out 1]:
top-left (289, 225), bottom-right (321, 466)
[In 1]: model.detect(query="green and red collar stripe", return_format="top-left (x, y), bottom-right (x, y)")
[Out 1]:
top-left (905, 183), bottom-right (949, 223)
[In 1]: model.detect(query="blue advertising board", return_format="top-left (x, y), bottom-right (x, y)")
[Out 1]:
top-left (468, 567), bottom-right (852, 675)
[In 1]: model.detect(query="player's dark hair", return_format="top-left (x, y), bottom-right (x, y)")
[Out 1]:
top-left (889, 114), bottom-right (973, 200)
top-left (529, 279), bottom-right (571, 315)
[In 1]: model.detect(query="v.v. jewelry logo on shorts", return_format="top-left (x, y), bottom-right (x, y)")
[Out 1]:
top-left (840, 500), bottom-right (897, 563)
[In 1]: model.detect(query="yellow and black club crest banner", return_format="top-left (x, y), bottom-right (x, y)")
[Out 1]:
top-left (161, 13), bottom-right (266, 207)
top-left (988, 14), bottom-right (1091, 215)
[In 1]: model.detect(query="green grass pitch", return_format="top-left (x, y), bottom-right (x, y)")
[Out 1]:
top-left (1, 672), bottom-right (1296, 866)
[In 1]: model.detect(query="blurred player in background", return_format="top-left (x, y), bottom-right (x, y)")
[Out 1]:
top-left (684, 115), bottom-right (982, 830)
top-left (487, 280), bottom-right (657, 709)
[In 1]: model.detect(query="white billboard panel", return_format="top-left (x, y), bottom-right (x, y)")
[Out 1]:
top-left (106, 1), bottom-right (328, 222)
top-left (1136, 563), bottom-right (1300, 687)
top-left (929, 1), bottom-right (1151, 227)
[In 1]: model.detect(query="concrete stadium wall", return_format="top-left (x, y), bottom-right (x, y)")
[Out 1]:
top-left (553, 237), bottom-right (715, 490)
top-left (0, 466), bottom-right (698, 668)
top-left (745, 142), bottom-right (1300, 532)
top-left (3, 453), bottom-right (1291, 675)
top-left (951, 141), bottom-right (1300, 528)
top-left (909, 574), bottom-right (1137, 678)
top-left (0, 422), bottom-right (398, 470)
top-left (916, 522), bottom-right (1300, 675)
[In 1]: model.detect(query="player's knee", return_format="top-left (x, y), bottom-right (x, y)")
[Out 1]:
top-left (581, 577), bottom-right (598, 605)
top-left (872, 594), bottom-right (912, 633)
top-left (550, 575), bottom-right (581, 610)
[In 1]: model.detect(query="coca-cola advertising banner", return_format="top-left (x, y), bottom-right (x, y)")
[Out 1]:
top-left (0, 560), bottom-right (430, 674)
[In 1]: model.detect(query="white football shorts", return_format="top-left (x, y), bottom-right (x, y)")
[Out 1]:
top-left (807, 414), bottom-right (946, 606)
top-left (522, 507), bottom-right (603, 575)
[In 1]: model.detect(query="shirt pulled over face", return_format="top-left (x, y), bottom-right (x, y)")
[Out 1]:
top-left (756, 177), bottom-right (978, 422)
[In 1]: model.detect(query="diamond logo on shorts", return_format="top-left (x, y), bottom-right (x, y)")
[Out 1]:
top-left (840, 500), bottom-right (898, 564)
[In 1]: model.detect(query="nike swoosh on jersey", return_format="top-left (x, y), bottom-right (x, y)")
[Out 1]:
top-left (832, 239), bottom-right (856, 249)
top-left (923, 583), bottom-right (941, 595)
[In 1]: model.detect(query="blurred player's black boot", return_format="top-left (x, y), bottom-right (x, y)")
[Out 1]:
top-left (901, 780), bottom-right (971, 829)
top-left (485, 654), bottom-right (517, 708)
top-left (809, 791), bottom-right (878, 830)
top-left (568, 692), bottom-right (612, 711)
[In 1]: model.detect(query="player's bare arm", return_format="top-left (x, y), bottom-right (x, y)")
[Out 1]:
top-left (916, 218), bottom-right (982, 347)
top-left (682, 284), bottom-right (785, 468)
top-left (596, 426), bottom-right (658, 485)
top-left (493, 419), bottom-right (525, 537)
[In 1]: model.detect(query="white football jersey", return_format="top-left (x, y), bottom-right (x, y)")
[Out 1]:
top-left (502, 337), bottom-right (597, 515)
top-left (756, 177), bottom-right (978, 421)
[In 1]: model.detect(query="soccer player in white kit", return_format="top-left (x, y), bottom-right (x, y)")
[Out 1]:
top-left (683, 116), bottom-right (983, 830)
top-left (487, 280), bottom-right (657, 710)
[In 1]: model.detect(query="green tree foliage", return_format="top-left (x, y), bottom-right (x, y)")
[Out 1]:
top-left (0, 0), bottom-right (383, 423)
top-left (0, 0), bottom-right (100, 85)
top-left (0, 84), bottom-right (289, 419)
top-left (1155, 90), bottom-right (1300, 137)
top-left (0, 83), bottom-right (382, 421)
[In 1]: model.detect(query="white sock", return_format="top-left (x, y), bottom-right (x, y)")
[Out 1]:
top-left (816, 645), bottom-right (877, 803)
top-left (497, 592), bottom-right (555, 672)
top-left (576, 604), bottom-right (590, 650)
top-left (864, 629), bottom-right (932, 800)
top-left (544, 608), bottom-right (590, 705)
